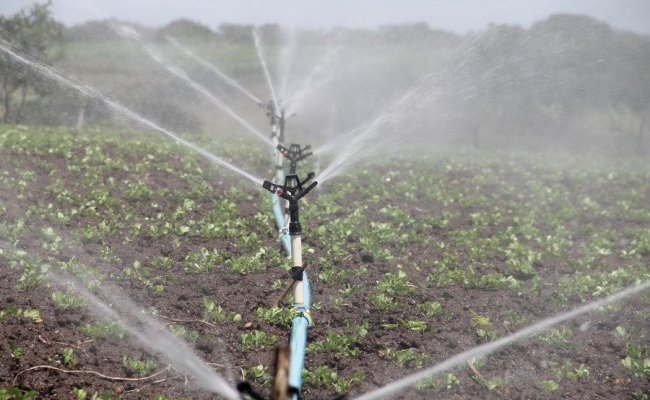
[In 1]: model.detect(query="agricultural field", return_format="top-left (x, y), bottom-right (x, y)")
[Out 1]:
top-left (0, 125), bottom-right (648, 399)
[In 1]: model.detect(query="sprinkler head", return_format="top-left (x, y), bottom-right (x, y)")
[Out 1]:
top-left (262, 172), bottom-right (317, 203)
top-left (277, 143), bottom-right (313, 174)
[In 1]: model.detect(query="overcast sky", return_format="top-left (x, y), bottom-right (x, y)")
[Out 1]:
top-left (1, 0), bottom-right (649, 34)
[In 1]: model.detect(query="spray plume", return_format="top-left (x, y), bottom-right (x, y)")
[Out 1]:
top-left (0, 41), bottom-right (263, 186)
top-left (354, 280), bottom-right (650, 400)
top-left (253, 29), bottom-right (280, 113)
top-left (110, 25), bottom-right (271, 147)
top-left (166, 36), bottom-right (262, 104)
top-left (48, 272), bottom-right (240, 399)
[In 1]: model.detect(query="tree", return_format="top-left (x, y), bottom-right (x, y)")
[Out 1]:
top-left (0, 1), bottom-right (63, 123)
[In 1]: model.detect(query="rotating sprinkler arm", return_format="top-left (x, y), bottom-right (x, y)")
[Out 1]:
top-left (277, 144), bottom-right (313, 175)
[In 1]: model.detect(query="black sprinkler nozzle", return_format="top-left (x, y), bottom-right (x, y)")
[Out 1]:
top-left (277, 143), bottom-right (313, 174)
top-left (262, 173), bottom-right (317, 236)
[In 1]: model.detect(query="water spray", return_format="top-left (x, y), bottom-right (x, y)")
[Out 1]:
top-left (238, 172), bottom-right (317, 400)
top-left (0, 40), bottom-right (264, 186)
top-left (166, 36), bottom-right (263, 105)
top-left (354, 280), bottom-right (650, 400)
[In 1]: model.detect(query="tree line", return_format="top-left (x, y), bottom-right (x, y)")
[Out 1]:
top-left (0, 2), bottom-right (648, 156)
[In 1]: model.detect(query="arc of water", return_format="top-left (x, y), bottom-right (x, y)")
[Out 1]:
top-left (166, 36), bottom-right (262, 105)
top-left (109, 24), bottom-right (271, 148)
top-left (142, 45), bottom-right (272, 147)
top-left (50, 273), bottom-right (240, 400)
top-left (315, 32), bottom-right (489, 184)
top-left (354, 280), bottom-right (650, 400)
top-left (0, 41), bottom-right (263, 186)
top-left (253, 29), bottom-right (280, 113)
top-left (284, 38), bottom-right (344, 116)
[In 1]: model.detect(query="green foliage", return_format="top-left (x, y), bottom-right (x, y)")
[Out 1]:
top-left (241, 364), bottom-right (271, 386)
top-left (240, 330), bottom-right (276, 350)
top-left (0, 387), bottom-right (38, 400)
top-left (303, 365), bottom-right (366, 393)
top-left (255, 306), bottom-right (296, 327)
top-left (384, 348), bottom-right (430, 368)
top-left (369, 293), bottom-right (398, 311)
top-left (184, 248), bottom-right (225, 273)
top-left (62, 347), bottom-right (76, 367)
top-left (51, 291), bottom-right (84, 310)
top-left (168, 324), bottom-right (199, 343)
top-left (376, 270), bottom-right (415, 296)
top-left (416, 373), bottom-right (460, 391)
top-left (80, 321), bottom-right (125, 339)
top-left (0, 1), bottom-right (64, 123)
top-left (538, 380), bottom-right (559, 392)
top-left (308, 331), bottom-right (360, 357)
top-left (203, 298), bottom-right (226, 322)
top-left (417, 300), bottom-right (442, 318)
top-left (621, 342), bottom-right (650, 378)
top-left (122, 356), bottom-right (157, 377)
top-left (539, 326), bottom-right (573, 345)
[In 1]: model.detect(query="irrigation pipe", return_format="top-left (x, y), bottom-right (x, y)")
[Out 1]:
top-left (263, 172), bottom-right (318, 400)
top-left (354, 280), bottom-right (650, 400)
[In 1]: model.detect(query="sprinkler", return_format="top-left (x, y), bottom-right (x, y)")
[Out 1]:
top-left (277, 144), bottom-right (313, 175)
top-left (260, 100), bottom-right (286, 143)
top-left (265, 172), bottom-right (316, 399)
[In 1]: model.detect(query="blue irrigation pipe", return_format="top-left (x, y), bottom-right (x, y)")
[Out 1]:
top-left (263, 173), bottom-right (317, 399)
top-left (272, 137), bottom-right (292, 256)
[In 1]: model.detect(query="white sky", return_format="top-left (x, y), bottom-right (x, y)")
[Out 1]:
top-left (1, 0), bottom-right (649, 34)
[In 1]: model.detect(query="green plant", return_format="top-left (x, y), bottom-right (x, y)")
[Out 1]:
top-left (72, 388), bottom-right (87, 400)
top-left (122, 356), bottom-right (157, 377)
top-left (203, 298), bottom-right (226, 322)
top-left (303, 365), bottom-right (365, 393)
top-left (241, 364), bottom-right (271, 386)
top-left (621, 342), bottom-right (650, 378)
top-left (308, 331), bottom-right (359, 357)
top-left (469, 310), bottom-right (498, 341)
top-left (255, 306), bottom-right (296, 327)
top-left (0, 387), bottom-right (38, 400)
top-left (168, 325), bottom-right (199, 343)
top-left (184, 248), bottom-right (225, 273)
top-left (417, 301), bottom-right (442, 318)
top-left (384, 348), bottom-right (429, 368)
top-left (80, 321), bottom-right (125, 339)
top-left (9, 346), bottom-right (23, 361)
top-left (376, 270), bottom-right (415, 296)
top-left (62, 347), bottom-right (76, 367)
top-left (370, 293), bottom-right (398, 311)
top-left (240, 330), bottom-right (276, 350)
top-left (539, 379), bottom-right (559, 392)
top-left (51, 291), bottom-right (84, 310)
top-left (540, 326), bottom-right (573, 345)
